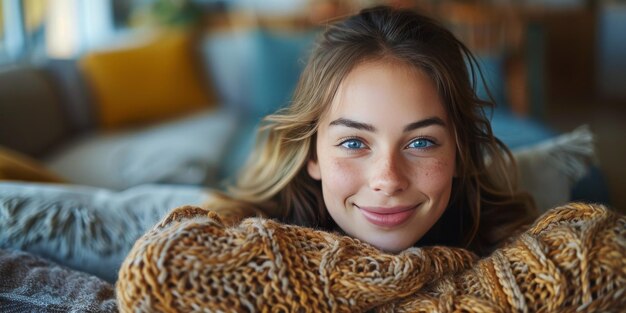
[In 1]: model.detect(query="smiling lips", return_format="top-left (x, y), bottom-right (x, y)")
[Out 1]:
top-left (357, 205), bottom-right (417, 227)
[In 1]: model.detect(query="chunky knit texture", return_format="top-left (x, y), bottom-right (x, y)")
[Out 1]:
top-left (117, 203), bottom-right (626, 312)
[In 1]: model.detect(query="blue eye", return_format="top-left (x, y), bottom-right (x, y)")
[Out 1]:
top-left (340, 139), bottom-right (365, 150)
top-left (407, 138), bottom-right (435, 149)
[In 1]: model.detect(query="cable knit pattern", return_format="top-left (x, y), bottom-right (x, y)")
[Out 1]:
top-left (117, 203), bottom-right (626, 312)
top-left (375, 203), bottom-right (626, 312)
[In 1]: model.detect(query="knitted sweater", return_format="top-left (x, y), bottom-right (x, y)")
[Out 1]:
top-left (116, 203), bottom-right (626, 312)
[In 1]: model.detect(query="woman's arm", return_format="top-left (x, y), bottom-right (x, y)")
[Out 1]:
top-left (116, 206), bottom-right (476, 312)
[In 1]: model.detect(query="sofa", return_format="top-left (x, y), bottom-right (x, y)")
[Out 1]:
top-left (0, 24), bottom-right (607, 311)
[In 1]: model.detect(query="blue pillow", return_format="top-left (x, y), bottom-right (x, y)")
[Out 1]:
top-left (469, 53), bottom-right (508, 109)
top-left (250, 29), bottom-right (319, 118)
top-left (202, 28), bottom-right (318, 119)
top-left (490, 109), bottom-right (555, 149)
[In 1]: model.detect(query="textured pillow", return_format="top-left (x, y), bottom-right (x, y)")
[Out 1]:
top-left (80, 30), bottom-right (215, 129)
top-left (0, 147), bottom-right (65, 183)
top-left (44, 107), bottom-right (238, 190)
top-left (512, 125), bottom-right (595, 212)
top-left (0, 182), bottom-right (211, 282)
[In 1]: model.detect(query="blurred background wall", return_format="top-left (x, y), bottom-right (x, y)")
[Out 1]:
top-left (1, 0), bottom-right (625, 208)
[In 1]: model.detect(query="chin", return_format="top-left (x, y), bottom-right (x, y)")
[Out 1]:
top-left (367, 237), bottom-right (415, 254)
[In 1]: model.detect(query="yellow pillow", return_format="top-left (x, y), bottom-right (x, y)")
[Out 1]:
top-left (0, 147), bottom-right (66, 183)
top-left (80, 30), bottom-right (215, 129)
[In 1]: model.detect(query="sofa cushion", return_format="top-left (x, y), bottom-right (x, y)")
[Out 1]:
top-left (0, 182), bottom-right (211, 282)
top-left (0, 66), bottom-right (72, 157)
top-left (45, 59), bottom-right (97, 133)
top-left (0, 147), bottom-right (65, 183)
top-left (44, 107), bottom-right (238, 190)
top-left (80, 29), bottom-right (216, 129)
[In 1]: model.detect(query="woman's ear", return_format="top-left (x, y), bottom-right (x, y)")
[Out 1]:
top-left (307, 159), bottom-right (321, 180)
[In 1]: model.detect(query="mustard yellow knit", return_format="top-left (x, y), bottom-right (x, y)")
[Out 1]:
top-left (116, 203), bottom-right (626, 312)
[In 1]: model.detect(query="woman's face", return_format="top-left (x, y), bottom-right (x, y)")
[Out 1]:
top-left (307, 60), bottom-right (457, 252)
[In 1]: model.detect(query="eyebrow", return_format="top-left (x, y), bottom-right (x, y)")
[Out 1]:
top-left (329, 118), bottom-right (375, 132)
top-left (329, 117), bottom-right (446, 133)
top-left (403, 117), bottom-right (446, 132)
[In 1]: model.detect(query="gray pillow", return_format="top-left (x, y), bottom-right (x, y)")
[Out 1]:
top-left (44, 107), bottom-right (238, 190)
top-left (512, 125), bottom-right (595, 212)
top-left (0, 182), bottom-right (210, 282)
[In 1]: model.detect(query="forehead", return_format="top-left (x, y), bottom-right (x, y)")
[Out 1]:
top-left (324, 59), bottom-right (447, 123)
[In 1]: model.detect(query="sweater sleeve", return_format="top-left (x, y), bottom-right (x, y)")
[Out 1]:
top-left (376, 202), bottom-right (626, 313)
top-left (116, 205), bottom-right (476, 313)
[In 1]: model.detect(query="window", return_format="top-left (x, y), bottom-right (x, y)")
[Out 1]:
top-left (45, 0), bottom-right (114, 58)
top-left (23, 0), bottom-right (47, 61)
top-left (0, 0), bottom-right (47, 64)
top-left (0, 2), bottom-right (4, 41)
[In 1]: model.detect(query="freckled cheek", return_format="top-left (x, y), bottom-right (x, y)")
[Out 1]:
top-left (320, 158), bottom-right (364, 196)
top-left (410, 158), bottom-right (455, 196)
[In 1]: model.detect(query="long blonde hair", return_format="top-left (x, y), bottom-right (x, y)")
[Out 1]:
top-left (209, 6), bottom-right (536, 255)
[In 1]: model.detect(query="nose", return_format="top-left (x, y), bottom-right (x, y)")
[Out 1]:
top-left (369, 152), bottom-right (409, 196)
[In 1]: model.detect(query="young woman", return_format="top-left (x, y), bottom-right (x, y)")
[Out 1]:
top-left (117, 6), bottom-right (625, 312)
top-left (210, 4), bottom-right (536, 256)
